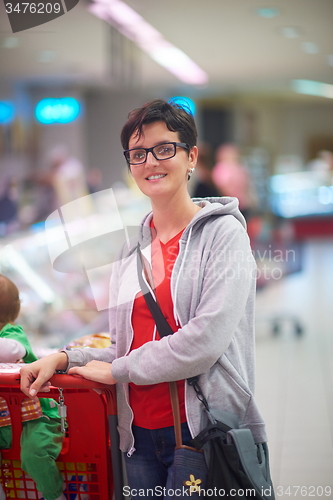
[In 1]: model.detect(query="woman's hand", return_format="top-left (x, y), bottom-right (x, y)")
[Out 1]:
top-left (68, 360), bottom-right (117, 385)
top-left (20, 352), bottom-right (68, 401)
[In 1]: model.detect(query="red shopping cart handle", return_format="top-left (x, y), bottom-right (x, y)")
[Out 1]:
top-left (51, 373), bottom-right (116, 391)
top-left (0, 371), bottom-right (116, 392)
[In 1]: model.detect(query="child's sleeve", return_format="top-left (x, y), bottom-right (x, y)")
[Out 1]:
top-left (0, 337), bottom-right (26, 362)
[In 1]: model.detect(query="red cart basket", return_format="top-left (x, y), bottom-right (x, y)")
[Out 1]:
top-left (0, 369), bottom-right (124, 500)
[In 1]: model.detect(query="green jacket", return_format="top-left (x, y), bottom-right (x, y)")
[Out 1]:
top-left (0, 323), bottom-right (59, 420)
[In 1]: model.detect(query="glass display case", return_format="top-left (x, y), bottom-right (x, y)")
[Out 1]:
top-left (269, 170), bottom-right (333, 218)
top-left (0, 187), bottom-right (151, 354)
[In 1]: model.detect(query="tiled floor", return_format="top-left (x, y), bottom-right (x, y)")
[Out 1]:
top-left (254, 238), bottom-right (333, 499)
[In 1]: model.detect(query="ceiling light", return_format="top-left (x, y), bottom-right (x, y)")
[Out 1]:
top-left (88, 0), bottom-right (208, 85)
top-left (292, 80), bottom-right (333, 99)
top-left (280, 27), bottom-right (301, 39)
top-left (37, 50), bottom-right (57, 63)
top-left (255, 8), bottom-right (280, 18)
top-left (301, 42), bottom-right (319, 54)
top-left (2, 36), bottom-right (20, 48)
top-left (150, 45), bottom-right (207, 85)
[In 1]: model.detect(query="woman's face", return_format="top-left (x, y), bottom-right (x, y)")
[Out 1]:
top-left (128, 121), bottom-right (197, 203)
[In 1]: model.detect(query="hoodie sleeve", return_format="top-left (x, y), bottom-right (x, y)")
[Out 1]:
top-left (111, 215), bottom-right (256, 385)
top-left (0, 337), bottom-right (26, 363)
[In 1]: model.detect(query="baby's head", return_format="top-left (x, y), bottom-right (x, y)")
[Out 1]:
top-left (0, 275), bottom-right (21, 329)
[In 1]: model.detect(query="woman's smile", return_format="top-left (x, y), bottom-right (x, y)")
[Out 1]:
top-left (145, 173), bottom-right (167, 181)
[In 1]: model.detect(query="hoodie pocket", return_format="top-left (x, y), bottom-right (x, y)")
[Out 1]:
top-left (202, 356), bottom-right (252, 424)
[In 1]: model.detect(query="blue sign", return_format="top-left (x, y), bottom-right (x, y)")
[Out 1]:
top-left (169, 96), bottom-right (196, 115)
top-left (35, 97), bottom-right (81, 124)
top-left (0, 101), bottom-right (15, 124)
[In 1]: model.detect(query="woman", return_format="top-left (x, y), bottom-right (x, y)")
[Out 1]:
top-left (20, 99), bottom-right (267, 496)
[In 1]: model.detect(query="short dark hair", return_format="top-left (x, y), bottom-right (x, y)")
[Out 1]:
top-left (120, 99), bottom-right (197, 151)
top-left (0, 275), bottom-right (20, 329)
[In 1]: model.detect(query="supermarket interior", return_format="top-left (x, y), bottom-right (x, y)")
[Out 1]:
top-left (1, 0), bottom-right (333, 498)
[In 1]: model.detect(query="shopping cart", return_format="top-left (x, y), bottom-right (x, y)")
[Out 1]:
top-left (0, 370), bottom-right (125, 500)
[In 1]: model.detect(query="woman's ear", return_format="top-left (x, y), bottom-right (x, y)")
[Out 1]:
top-left (189, 145), bottom-right (198, 167)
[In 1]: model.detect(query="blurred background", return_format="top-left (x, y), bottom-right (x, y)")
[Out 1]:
top-left (0, 0), bottom-right (332, 497)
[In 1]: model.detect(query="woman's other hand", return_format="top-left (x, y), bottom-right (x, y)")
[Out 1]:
top-left (68, 360), bottom-right (116, 385)
top-left (20, 352), bottom-right (68, 400)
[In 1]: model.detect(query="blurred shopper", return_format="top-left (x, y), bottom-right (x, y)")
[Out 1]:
top-left (0, 177), bottom-right (19, 235)
top-left (192, 143), bottom-right (220, 198)
top-left (212, 143), bottom-right (254, 219)
top-left (307, 150), bottom-right (333, 183)
top-left (87, 167), bottom-right (103, 194)
top-left (31, 145), bottom-right (90, 222)
top-left (48, 145), bottom-right (89, 208)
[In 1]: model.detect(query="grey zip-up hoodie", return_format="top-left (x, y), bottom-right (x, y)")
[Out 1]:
top-left (66, 197), bottom-right (267, 454)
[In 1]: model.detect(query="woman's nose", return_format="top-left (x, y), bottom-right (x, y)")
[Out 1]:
top-left (145, 151), bottom-right (159, 166)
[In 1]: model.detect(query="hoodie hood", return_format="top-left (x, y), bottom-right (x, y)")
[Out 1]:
top-left (139, 196), bottom-right (246, 247)
top-left (189, 196), bottom-right (246, 230)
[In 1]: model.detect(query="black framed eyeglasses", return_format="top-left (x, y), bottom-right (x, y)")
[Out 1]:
top-left (123, 142), bottom-right (189, 165)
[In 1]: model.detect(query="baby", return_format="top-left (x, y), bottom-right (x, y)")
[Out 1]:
top-left (0, 274), bottom-right (67, 500)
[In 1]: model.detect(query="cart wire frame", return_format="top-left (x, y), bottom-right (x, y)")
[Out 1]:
top-left (0, 373), bottom-right (125, 500)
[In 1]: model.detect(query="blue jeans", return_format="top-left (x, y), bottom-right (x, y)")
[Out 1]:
top-left (124, 423), bottom-right (205, 499)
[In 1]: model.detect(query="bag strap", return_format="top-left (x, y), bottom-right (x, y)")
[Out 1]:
top-left (136, 244), bottom-right (212, 438)
top-left (136, 244), bottom-right (174, 338)
top-left (136, 244), bottom-right (183, 446)
top-left (168, 379), bottom-right (183, 448)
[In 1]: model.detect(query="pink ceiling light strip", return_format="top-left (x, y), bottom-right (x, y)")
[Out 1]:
top-left (88, 0), bottom-right (208, 85)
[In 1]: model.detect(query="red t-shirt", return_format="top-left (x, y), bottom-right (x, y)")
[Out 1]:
top-left (129, 225), bottom-right (186, 429)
